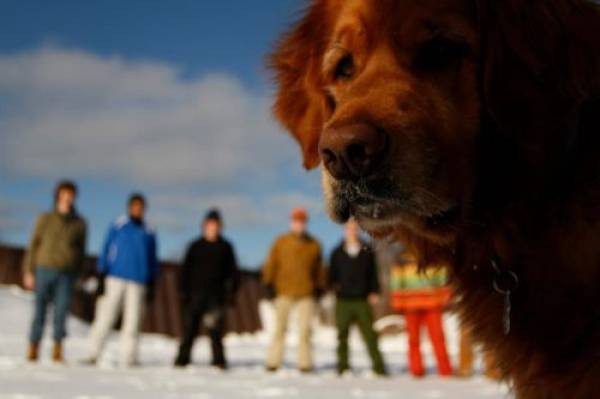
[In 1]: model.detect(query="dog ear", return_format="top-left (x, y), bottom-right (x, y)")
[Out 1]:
top-left (268, 2), bottom-right (331, 169)
top-left (478, 0), bottom-right (600, 134)
top-left (476, 0), bottom-right (600, 189)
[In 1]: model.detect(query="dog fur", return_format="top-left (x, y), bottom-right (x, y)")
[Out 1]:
top-left (268, 1), bottom-right (600, 398)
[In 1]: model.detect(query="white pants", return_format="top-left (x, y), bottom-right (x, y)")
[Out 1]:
top-left (87, 276), bottom-right (146, 366)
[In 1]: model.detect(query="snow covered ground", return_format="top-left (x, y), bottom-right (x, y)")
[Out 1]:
top-left (0, 286), bottom-right (512, 399)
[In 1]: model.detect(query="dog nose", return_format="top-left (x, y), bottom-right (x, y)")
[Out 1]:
top-left (319, 123), bottom-right (388, 180)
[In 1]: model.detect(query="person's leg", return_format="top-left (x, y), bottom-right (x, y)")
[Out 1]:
top-left (208, 308), bottom-right (227, 368)
top-left (51, 271), bottom-right (76, 362)
top-left (355, 300), bottom-right (387, 375)
top-left (52, 271), bottom-right (76, 343)
top-left (458, 326), bottom-right (475, 377)
top-left (335, 298), bottom-right (353, 374)
top-left (86, 277), bottom-right (125, 361)
top-left (28, 269), bottom-right (54, 358)
top-left (175, 296), bottom-right (205, 366)
top-left (296, 296), bottom-right (316, 371)
top-left (266, 296), bottom-right (293, 370)
top-left (405, 311), bottom-right (425, 377)
top-left (424, 309), bottom-right (453, 376)
top-left (29, 269), bottom-right (54, 344)
top-left (120, 281), bottom-right (146, 367)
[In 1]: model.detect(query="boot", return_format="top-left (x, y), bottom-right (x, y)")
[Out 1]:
top-left (27, 343), bottom-right (39, 362)
top-left (174, 353), bottom-right (190, 368)
top-left (373, 366), bottom-right (389, 377)
top-left (52, 342), bottom-right (64, 363)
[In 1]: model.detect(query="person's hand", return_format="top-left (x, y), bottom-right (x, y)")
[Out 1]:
top-left (96, 274), bottom-right (107, 297)
top-left (263, 284), bottom-right (276, 301)
top-left (314, 288), bottom-right (325, 300)
top-left (368, 293), bottom-right (380, 306)
top-left (23, 272), bottom-right (35, 291)
top-left (145, 282), bottom-right (156, 304)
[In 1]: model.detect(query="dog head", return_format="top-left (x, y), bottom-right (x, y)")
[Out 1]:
top-left (269, 0), bottom-right (600, 248)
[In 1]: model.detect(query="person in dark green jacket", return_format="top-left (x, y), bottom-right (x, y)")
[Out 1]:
top-left (23, 180), bottom-right (87, 363)
top-left (328, 219), bottom-right (386, 376)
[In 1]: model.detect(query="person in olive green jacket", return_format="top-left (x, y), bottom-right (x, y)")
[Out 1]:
top-left (23, 180), bottom-right (87, 363)
top-left (262, 207), bottom-right (324, 373)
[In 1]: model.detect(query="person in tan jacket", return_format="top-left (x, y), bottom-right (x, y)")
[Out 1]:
top-left (262, 207), bottom-right (324, 373)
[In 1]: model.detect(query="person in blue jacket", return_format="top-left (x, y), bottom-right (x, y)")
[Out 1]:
top-left (82, 193), bottom-right (159, 367)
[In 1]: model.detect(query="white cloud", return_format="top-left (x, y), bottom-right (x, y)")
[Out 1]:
top-left (151, 191), bottom-right (324, 231)
top-left (0, 46), bottom-right (328, 259)
top-left (0, 45), bottom-right (296, 185)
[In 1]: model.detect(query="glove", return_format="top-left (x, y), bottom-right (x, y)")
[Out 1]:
top-left (263, 284), bottom-right (276, 300)
top-left (313, 288), bottom-right (325, 300)
top-left (145, 281), bottom-right (156, 304)
top-left (96, 273), bottom-right (107, 297)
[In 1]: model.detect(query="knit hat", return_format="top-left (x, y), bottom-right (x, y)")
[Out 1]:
top-left (290, 207), bottom-right (309, 222)
top-left (205, 208), bottom-right (222, 223)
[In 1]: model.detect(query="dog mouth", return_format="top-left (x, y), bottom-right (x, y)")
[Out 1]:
top-left (330, 178), bottom-right (460, 238)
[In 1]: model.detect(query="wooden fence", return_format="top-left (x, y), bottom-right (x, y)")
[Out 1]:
top-left (0, 244), bottom-right (263, 336)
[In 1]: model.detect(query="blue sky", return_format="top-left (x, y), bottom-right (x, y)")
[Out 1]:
top-left (0, 0), bottom-right (346, 268)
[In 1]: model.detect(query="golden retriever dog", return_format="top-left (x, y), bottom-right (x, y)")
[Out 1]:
top-left (268, 1), bottom-right (600, 398)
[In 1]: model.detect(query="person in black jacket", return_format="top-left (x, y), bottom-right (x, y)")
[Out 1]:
top-left (329, 219), bottom-right (387, 376)
top-left (174, 209), bottom-right (239, 369)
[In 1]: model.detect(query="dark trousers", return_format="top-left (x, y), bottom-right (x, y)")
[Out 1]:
top-left (336, 298), bottom-right (386, 374)
top-left (176, 295), bottom-right (226, 366)
top-left (29, 267), bottom-right (76, 344)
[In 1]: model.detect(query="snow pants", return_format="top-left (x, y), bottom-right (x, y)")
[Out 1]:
top-left (175, 294), bottom-right (227, 367)
top-left (335, 298), bottom-right (386, 374)
top-left (405, 308), bottom-right (453, 377)
top-left (266, 296), bottom-right (315, 370)
top-left (87, 276), bottom-right (146, 366)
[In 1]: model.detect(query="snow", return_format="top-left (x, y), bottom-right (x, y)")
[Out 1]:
top-left (0, 286), bottom-right (512, 399)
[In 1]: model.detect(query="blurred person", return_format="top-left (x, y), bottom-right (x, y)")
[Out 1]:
top-left (174, 209), bottom-right (239, 370)
top-left (329, 219), bottom-right (387, 376)
top-left (262, 207), bottom-right (324, 373)
top-left (390, 252), bottom-right (453, 377)
top-left (23, 180), bottom-right (87, 363)
top-left (82, 193), bottom-right (159, 367)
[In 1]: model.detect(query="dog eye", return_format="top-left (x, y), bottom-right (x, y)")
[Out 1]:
top-left (333, 54), bottom-right (355, 81)
top-left (413, 36), bottom-right (468, 72)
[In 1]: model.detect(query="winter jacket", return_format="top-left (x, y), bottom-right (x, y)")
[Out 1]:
top-left (98, 216), bottom-right (159, 285)
top-left (23, 210), bottom-right (87, 273)
top-left (390, 254), bottom-right (451, 312)
top-left (262, 232), bottom-right (325, 298)
top-left (180, 236), bottom-right (239, 304)
top-left (328, 241), bottom-right (380, 299)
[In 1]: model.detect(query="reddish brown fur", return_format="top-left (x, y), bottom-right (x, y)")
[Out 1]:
top-left (269, 1), bottom-right (600, 398)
